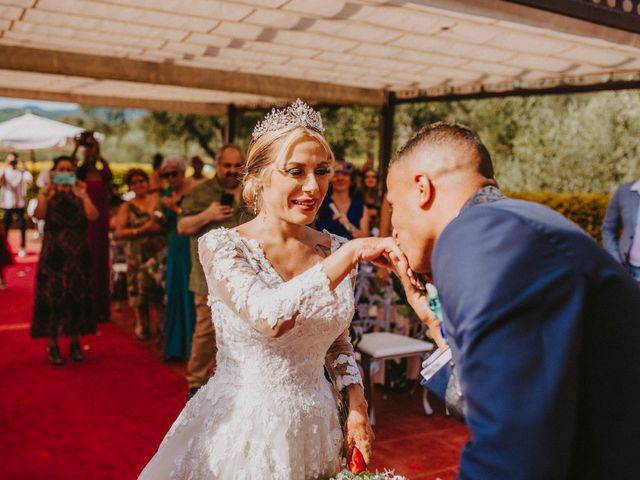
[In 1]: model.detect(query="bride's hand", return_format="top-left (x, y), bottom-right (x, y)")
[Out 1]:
top-left (350, 237), bottom-right (402, 270)
top-left (344, 400), bottom-right (374, 466)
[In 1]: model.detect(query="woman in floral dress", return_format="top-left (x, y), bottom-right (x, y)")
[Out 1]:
top-left (115, 169), bottom-right (167, 340)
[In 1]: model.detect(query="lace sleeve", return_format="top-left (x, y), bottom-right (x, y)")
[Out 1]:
top-left (198, 229), bottom-right (337, 331)
top-left (325, 328), bottom-right (363, 391)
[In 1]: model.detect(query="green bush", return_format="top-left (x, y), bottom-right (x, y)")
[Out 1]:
top-left (509, 192), bottom-right (610, 242)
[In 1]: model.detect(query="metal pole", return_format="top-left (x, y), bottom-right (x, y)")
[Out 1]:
top-left (225, 104), bottom-right (236, 144)
top-left (378, 92), bottom-right (395, 183)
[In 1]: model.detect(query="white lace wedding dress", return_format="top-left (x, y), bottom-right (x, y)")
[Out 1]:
top-left (139, 227), bottom-right (363, 480)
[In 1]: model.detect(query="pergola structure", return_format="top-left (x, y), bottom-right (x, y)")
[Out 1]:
top-left (0, 0), bottom-right (639, 171)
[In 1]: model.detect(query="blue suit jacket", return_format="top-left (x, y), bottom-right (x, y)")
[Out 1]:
top-left (602, 181), bottom-right (640, 264)
top-left (433, 198), bottom-right (640, 480)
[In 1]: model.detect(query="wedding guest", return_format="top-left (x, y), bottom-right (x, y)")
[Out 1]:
top-left (189, 155), bottom-right (208, 187)
top-left (602, 178), bottom-right (640, 282)
top-left (0, 224), bottom-right (12, 289)
top-left (159, 156), bottom-right (196, 361)
top-left (115, 169), bottom-right (167, 340)
top-left (361, 167), bottom-right (382, 233)
top-left (73, 131), bottom-right (112, 323)
top-left (149, 153), bottom-right (165, 195)
top-left (1, 152), bottom-right (33, 257)
top-left (316, 160), bottom-right (370, 239)
top-left (31, 156), bottom-right (99, 365)
top-left (386, 122), bottom-right (640, 479)
top-left (177, 144), bottom-right (249, 399)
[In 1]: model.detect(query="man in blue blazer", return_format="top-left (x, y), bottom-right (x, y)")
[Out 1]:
top-left (385, 122), bottom-right (640, 479)
top-left (602, 180), bottom-right (640, 281)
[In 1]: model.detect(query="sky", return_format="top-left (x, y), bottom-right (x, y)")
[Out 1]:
top-left (0, 97), bottom-right (79, 111)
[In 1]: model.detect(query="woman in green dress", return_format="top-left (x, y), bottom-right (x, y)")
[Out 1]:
top-left (115, 169), bottom-right (167, 340)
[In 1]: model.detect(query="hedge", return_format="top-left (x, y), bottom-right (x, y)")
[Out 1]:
top-left (508, 192), bottom-right (611, 243)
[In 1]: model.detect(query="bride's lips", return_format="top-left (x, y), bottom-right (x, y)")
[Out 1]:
top-left (291, 198), bottom-right (318, 211)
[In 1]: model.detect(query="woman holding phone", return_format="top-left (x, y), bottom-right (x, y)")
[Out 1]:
top-left (31, 155), bottom-right (99, 365)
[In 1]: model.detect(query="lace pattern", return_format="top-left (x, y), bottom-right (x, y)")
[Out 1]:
top-left (139, 227), bottom-right (362, 480)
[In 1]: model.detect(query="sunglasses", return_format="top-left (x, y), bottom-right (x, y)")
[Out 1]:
top-left (161, 171), bottom-right (180, 179)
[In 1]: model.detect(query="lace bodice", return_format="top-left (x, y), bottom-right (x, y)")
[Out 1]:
top-left (139, 227), bottom-right (363, 480)
top-left (199, 227), bottom-right (362, 392)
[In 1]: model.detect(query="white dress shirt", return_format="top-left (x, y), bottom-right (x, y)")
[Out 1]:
top-left (0, 167), bottom-right (33, 209)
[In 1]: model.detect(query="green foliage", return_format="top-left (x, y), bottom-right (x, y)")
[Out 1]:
top-left (509, 191), bottom-right (610, 241)
top-left (396, 90), bottom-right (640, 193)
top-left (318, 106), bottom-right (379, 162)
top-left (3, 89), bottom-right (639, 194)
top-left (139, 112), bottom-right (225, 159)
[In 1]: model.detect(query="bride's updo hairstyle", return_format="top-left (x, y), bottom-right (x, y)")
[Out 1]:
top-left (243, 101), bottom-right (334, 213)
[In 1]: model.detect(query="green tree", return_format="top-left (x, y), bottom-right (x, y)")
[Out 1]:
top-left (139, 112), bottom-right (225, 159)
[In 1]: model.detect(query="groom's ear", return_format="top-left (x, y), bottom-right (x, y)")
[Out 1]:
top-left (414, 173), bottom-right (433, 209)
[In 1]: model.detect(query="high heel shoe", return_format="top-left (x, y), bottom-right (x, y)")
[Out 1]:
top-left (47, 345), bottom-right (65, 366)
top-left (70, 340), bottom-right (84, 362)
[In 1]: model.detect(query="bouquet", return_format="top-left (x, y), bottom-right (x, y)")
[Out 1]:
top-left (330, 470), bottom-right (407, 480)
top-left (329, 448), bottom-right (408, 480)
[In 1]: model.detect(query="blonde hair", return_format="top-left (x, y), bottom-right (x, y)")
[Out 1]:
top-left (243, 126), bottom-right (334, 211)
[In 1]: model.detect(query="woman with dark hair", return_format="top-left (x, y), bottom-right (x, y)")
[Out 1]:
top-left (115, 169), bottom-right (167, 340)
top-left (315, 160), bottom-right (370, 239)
top-left (73, 131), bottom-right (113, 324)
top-left (31, 155), bottom-right (99, 365)
top-left (361, 167), bottom-right (382, 233)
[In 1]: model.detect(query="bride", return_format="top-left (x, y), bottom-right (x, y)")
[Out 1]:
top-left (139, 100), bottom-right (399, 479)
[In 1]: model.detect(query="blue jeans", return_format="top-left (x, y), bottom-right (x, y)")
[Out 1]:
top-left (629, 264), bottom-right (640, 282)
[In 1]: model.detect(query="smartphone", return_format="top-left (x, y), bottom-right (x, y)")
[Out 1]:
top-left (53, 172), bottom-right (77, 185)
top-left (220, 193), bottom-right (234, 207)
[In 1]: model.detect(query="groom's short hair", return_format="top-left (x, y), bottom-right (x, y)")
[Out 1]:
top-left (393, 122), bottom-right (494, 180)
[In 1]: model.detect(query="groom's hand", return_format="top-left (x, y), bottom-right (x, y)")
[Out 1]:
top-left (388, 249), bottom-right (448, 350)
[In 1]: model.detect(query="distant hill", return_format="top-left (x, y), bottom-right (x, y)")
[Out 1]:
top-left (0, 106), bottom-right (83, 122)
top-left (0, 106), bottom-right (143, 123)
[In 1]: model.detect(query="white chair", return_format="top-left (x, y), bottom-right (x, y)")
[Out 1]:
top-left (352, 263), bottom-right (435, 427)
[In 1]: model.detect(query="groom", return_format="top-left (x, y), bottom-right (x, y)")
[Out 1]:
top-left (385, 122), bottom-right (640, 479)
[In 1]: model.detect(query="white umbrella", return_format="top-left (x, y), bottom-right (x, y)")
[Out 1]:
top-left (0, 112), bottom-right (104, 150)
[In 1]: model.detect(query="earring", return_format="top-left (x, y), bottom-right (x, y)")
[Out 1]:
top-left (253, 202), bottom-right (258, 215)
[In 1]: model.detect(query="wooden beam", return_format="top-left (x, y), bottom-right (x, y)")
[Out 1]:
top-left (393, 77), bottom-right (640, 104)
top-left (505, 0), bottom-right (640, 35)
top-left (0, 45), bottom-right (385, 107)
top-left (0, 86), bottom-right (228, 115)
top-left (409, 0), bottom-right (640, 47)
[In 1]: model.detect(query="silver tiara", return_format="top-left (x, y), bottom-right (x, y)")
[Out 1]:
top-left (252, 99), bottom-right (324, 140)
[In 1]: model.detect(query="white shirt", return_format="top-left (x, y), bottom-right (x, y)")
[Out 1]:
top-left (0, 167), bottom-right (33, 209)
top-left (628, 180), bottom-right (640, 267)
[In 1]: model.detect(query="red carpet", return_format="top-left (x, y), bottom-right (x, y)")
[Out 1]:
top-left (0, 230), bottom-right (468, 479)
top-left (0, 245), bottom-right (187, 480)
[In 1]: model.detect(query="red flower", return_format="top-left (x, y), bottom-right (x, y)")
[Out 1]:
top-left (349, 447), bottom-right (367, 474)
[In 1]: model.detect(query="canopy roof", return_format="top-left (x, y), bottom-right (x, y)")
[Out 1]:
top-left (0, 0), bottom-right (639, 113)
top-left (0, 112), bottom-right (104, 150)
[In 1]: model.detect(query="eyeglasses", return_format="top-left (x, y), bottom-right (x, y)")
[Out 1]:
top-left (161, 171), bottom-right (180, 179)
